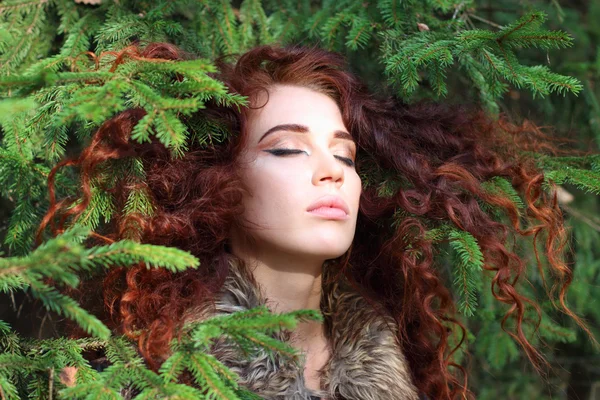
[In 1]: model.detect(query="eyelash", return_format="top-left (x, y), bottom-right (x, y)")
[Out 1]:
top-left (266, 148), bottom-right (355, 167)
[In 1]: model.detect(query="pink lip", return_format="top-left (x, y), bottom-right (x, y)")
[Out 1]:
top-left (306, 195), bottom-right (350, 220)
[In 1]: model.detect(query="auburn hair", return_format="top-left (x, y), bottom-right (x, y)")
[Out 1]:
top-left (37, 42), bottom-right (592, 399)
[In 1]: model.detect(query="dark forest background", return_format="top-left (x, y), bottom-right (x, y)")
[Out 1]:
top-left (1, 0), bottom-right (599, 399)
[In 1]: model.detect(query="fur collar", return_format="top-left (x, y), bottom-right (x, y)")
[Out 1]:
top-left (186, 258), bottom-right (419, 400)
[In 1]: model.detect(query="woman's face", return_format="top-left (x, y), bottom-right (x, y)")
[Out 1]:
top-left (230, 84), bottom-right (362, 262)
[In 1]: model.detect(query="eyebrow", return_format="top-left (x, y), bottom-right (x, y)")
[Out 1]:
top-left (257, 123), bottom-right (355, 144)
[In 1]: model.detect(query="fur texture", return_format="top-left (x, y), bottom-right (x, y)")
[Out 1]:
top-left (184, 258), bottom-right (419, 400)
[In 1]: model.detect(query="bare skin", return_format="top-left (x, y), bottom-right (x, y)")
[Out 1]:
top-left (293, 331), bottom-right (332, 391)
top-left (59, 366), bottom-right (77, 387)
top-left (230, 84), bottom-right (362, 391)
top-left (247, 258), bottom-right (331, 391)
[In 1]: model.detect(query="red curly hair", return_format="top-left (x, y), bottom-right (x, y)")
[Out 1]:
top-left (37, 42), bottom-right (593, 399)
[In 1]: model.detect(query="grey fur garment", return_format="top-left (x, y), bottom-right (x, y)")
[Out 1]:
top-left (183, 257), bottom-right (420, 400)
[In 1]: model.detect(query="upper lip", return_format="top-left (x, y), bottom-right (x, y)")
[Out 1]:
top-left (306, 195), bottom-right (350, 215)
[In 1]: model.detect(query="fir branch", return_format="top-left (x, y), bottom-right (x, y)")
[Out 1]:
top-left (67, 183), bottom-right (116, 231)
top-left (320, 12), bottom-right (352, 49)
top-left (345, 16), bottom-right (373, 50)
top-left (306, 9), bottom-right (329, 38)
top-left (545, 168), bottom-right (600, 195)
top-left (482, 328), bottom-right (520, 369)
top-left (187, 353), bottom-right (240, 399)
top-left (377, 0), bottom-right (404, 28)
top-left (480, 176), bottom-right (526, 216)
top-left (0, 0), bottom-right (48, 74)
top-left (0, 374), bottom-right (19, 400)
top-left (29, 280), bottom-right (111, 339)
top-left (496, 11), bottom-right (546, 43)
top-left (0, 226), bottom-right (201, 338)
top-left (448, 229), bottom-right (484, 316)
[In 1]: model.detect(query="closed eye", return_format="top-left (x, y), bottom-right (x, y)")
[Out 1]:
top-left (264, 148), bottom-right (355, 167)
top-left (265, 148), bottom-right (306, 156)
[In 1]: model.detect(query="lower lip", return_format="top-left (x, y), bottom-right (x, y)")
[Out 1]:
top-left (307, 207), bottom-right (348, 220)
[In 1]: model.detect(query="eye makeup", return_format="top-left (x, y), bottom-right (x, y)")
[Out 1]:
top-left (263, 148), bottom-right (355, 167)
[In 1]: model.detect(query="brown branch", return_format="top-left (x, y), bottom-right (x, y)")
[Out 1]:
top-left (48, 367), bottom-right (54, 400)
top-left (468, 13), bottom-right (503, 29)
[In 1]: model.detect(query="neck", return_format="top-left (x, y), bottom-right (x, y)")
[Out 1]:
top-left (230, 245), bottom-right (325, 345)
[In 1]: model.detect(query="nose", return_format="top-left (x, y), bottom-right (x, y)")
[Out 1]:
top-left (311, 147), bottom-right (345, 188)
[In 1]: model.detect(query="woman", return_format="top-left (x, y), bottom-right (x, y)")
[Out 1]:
top-left (42, 42), bottom-right (588, 399)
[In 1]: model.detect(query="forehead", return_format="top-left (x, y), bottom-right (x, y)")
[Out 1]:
top-left (246, 84), bottom-right (346, 142)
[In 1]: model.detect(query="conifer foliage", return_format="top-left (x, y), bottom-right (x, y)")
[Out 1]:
top-left (1, 0), bottom-right (599, 398)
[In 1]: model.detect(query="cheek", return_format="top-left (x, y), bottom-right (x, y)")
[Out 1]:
top-left (348, 173), bottom-right (363, 209)
top-left (240, 162), bottom-right (305, 218)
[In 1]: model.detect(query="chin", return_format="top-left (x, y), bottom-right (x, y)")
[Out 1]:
top-left (307, 242), bottom-right (352, 261)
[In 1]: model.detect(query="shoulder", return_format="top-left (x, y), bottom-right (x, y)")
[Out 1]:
top-left (321, 264), bottom-right (420, 399)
